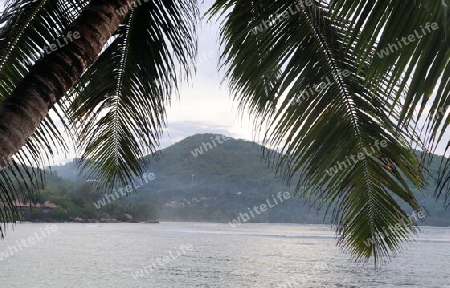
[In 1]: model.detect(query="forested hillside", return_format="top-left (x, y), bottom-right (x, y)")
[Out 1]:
top-left (45, 134), bottom-right (450, 226)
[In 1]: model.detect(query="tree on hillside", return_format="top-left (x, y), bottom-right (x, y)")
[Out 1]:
top-left (0, 0), bottom-right (449, 264)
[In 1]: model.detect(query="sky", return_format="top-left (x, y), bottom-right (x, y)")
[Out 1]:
top-left (0, 0), bottom-right (259, 165)
top-left (0, 1), bottom-right (449, 165)
top-left (158, 10), bottom-right (258, 150)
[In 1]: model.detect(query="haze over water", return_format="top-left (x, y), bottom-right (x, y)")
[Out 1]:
top-left (1, 223), bottom-right (449, 287)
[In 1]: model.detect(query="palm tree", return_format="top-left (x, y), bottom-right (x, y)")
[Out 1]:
top-left (0, 0), bottom-right (197, 231)
top-left (0, 0), bottom-right (449, 265)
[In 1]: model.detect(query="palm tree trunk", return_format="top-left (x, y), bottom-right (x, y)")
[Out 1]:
top-left (0, 0), bottom-right (136, 167)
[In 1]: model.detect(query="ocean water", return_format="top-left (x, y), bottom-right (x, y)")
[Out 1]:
top-left (0, 222), bottom-right (449, 287)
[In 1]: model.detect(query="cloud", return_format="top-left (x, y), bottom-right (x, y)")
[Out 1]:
top-left (160, 121), bottom-right (236, 148)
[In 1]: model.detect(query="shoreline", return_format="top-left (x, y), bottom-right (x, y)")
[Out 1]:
top-left (9, 220), bottom-right (450, 228)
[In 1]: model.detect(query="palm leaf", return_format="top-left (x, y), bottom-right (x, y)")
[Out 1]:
top-left (0, 0), bottom-right (89, 237)
top-left (65, 0), bottom-right (198, 188)
top-left (210, 0), bottom-right (427, 264)
top-left (327, 0), bottom-right (450, 201)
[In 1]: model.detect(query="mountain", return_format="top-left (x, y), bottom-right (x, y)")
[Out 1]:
top-left (47, 133), bottom-right (450, 226)
top-left (46, 160), bottom-right (84, 182)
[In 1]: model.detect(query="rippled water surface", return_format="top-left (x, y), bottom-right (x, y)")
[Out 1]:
top-left (0, 222), bottom-right (449, 287)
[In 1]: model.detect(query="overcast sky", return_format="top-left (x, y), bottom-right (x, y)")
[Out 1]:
top-left (0, 0), bottom-right (259, 165)
top-left (0, 1), bottom-right (448, 165)
top-left (159, 3), bottom-right (257, 149)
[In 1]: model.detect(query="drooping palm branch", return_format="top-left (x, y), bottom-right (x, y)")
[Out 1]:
top-left (0, 0), bottom-right (198, 236)
top-left (64, 0), bottom-right (198, 189)
top-left (209, 0), bottom-right (450, 264)
top-left (0, 0), bottom-right (91, 236)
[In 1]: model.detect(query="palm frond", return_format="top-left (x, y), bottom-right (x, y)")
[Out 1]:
top-left (211, 0), bottom-right (427, 264)
top-left (327, 0), bottom-right (450, 201)
top-left (65, 0), bottom-right (198, 188)
top-left (210, 1), bottom-right (280, 119)
top-left (0, 0), bottom-right (89, 236)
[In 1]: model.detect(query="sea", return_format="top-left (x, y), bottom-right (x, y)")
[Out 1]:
top-left (0, 222), bottom-right (449, 288)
